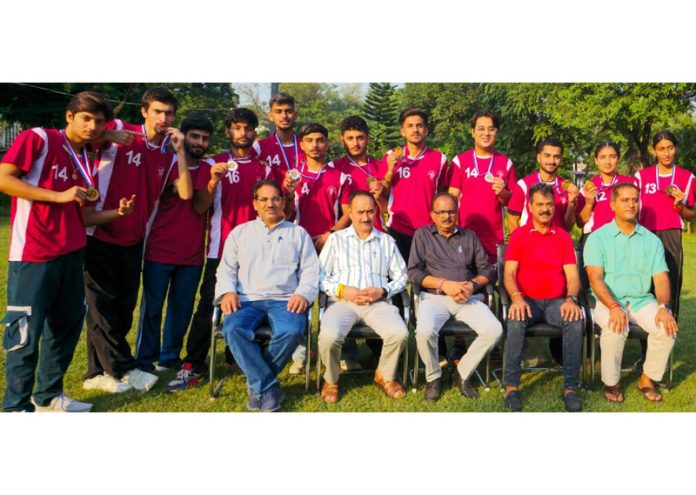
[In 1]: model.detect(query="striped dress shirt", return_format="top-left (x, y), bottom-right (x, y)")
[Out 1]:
top-left (319, 225), bottom-right (407, 299)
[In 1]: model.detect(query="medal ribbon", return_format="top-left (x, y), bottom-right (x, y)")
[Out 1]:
top-left (61, 130), bottom-right (95, 188)
top-left (347, 155), bottom-right (374, 178)
top-left (275, 132), bottom-right (299, 170)
top-left (655, 165), bottom-right (676, 192)
top-left (142, 125), bottom-right (170, 154)
top-left (472, 149), bottom-right (494, 177)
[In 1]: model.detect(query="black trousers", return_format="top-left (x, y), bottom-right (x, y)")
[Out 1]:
top-left (84, 237), bottom-right (142, 379)
top-left (183, 257), bottom-right (234, 374)
top-left (655, 229), bottom-right (683, 321)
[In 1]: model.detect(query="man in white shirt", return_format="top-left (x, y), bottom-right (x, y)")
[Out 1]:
top-left (215, 180), bottom-right (319, 412)
top-left (318, 190), bottom-right (409, 403)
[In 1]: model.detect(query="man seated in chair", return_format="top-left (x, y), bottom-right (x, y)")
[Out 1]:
top-left (318, 190), bottom-right (409, 403)
top-left (215, 180), bottom-right (319, 412)
top-left (408, 192), bottom-right (502, 401)
top-left (503, 183), bottom-right (585, 412)
top-left (584, 182), bottom-right (677, 403)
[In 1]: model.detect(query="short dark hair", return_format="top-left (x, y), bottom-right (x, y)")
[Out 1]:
top-left (652, 130), bottom-right (678, 148)
top-left (431, 191), bottom-right (457, 211)
top-left (181, 114), bottom-right (213, 136)
top-left (611, 182), bottom-right (639, 201)
top-left (253, 179), bottom-right (282, 199)
top-left (594, 141), bottom-right (620, 158)
top-left (298, 122), bottom-right (328, 139)
top-left (537, 137), bottom-right (563, 154)
top-left (528, 183), bottom-right (554, 202)
top-left (471, 110), bottom-right (499, 129)
top-left (67, 91), bottom-right (113, 121)
top-left (269, 92), bottom-right (295, 109)
top-left (340, 115), bottom-right (370, 135)
top-left (349, 189), bottom-right (375, 206)
top-left (399, 108), bottom-right (428, 127)
top-left (141, 87), bottom-right (178, 113)
top-left (224, 108), bottom-right (259, 129)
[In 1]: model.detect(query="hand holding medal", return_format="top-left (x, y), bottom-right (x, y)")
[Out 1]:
top-left (387, 147), bottom-right (403, 169)
top-left (61, 130), bottom-right (99, 202)
top-left (583, 180), bottom-right (597, 202)
top-left (666, 184), bottom-right (685, 206)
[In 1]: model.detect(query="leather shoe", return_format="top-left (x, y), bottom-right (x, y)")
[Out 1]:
top-left (424, 378), bottom-right (442, 402)
top-left (321, 381), bottom-right (339, 404)
top-left (451, 368), bottom-right (479, 399)
top-left (563, 390), bottom-right (582, 412)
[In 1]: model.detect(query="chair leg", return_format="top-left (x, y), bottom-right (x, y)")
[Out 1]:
top-left (411, 343), bottom-right (420, 393)
top-left (591, 334), bottom-right (596, 389)
top-left (402, 342), bottom-right (408, 385)
top-left (484, 353), bottom-right (491, 392)
top-left (209, 331), bottom-right (217, 398)
top-left (304, 324), bottom-right (311, 393)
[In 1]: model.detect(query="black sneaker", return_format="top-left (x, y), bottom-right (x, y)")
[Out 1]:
top-left (260, 386), bottom-right (285, 412)
top-left (505, 390), bottom-right (523, 412)
top-left (451, 368), bottom-right (479, 399)
top-left (563, 390), bottom-right (582, 412)
top-left (424, 378), bottom-right (442, 402)
top-left (166, 363), bottom-right (204, 393)
top-left (246, 387), bottom-right (262, 411)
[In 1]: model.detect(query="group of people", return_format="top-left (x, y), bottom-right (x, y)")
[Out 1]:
top-left (0, 87), bottom-right (692, 412)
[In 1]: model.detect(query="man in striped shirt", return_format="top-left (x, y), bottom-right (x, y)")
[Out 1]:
top-left (318, 190), bottom-right (409, 403)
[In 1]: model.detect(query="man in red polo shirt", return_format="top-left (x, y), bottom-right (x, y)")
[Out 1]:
top-left (502, 183), bottom-right (585, 412)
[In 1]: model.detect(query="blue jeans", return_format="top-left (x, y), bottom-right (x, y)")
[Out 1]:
top-left (222, 300), bottom-right (306, 396)
top-left (135, 261), bottom-right (203, 370)
top-left (503, 297), bottom-right (584, 390)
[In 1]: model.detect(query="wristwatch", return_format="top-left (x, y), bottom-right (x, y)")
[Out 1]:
top-left (566, 295), bottom-right (578, 304)
top-left (470, 281), bottom-right (482, 293)
top-left (381, 288), bottom-right (388, 299)
top-left (658, 303), bottom-right (673, 313)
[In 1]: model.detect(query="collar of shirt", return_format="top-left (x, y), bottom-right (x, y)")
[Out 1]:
top-left (528, 224), bottom-right (557, 235)
top-left (607, 219), bottom-right (645, 238)
top-left (428, 224), bottom-right (461, 238)
top-left (345, 224), bottom-right (378, 242)
top-left (254, 217), bottom-right (286, 233)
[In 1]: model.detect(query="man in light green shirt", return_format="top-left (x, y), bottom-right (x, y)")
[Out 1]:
top-left (584, 183), bottom-right (677, 403)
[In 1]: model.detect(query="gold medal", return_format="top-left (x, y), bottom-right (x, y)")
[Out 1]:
top-left (561, 180), bottom-right (572, 191)
top-left (484, 172), bottom-right (495, 183)
top-left (366, 176), bottom-right (377, 188)
top-left (85, 187), bottom-right (100, 202)
top-left (666, 185), bottom-right (680, 196)
top-left (583, 181), bottom-right (596, 193)
top-left (392, 147), bottom-right (403, 159)
top-left (288, 169), bottom-right (301, 181)
top-left (226, 159), bottom-right (238, 172)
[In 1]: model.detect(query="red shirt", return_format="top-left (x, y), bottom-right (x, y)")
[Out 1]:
top-left (293, 161), bottom-right (351, 238)
top-left (384, 146), bottom-right (448, 236)
top-left (252, 132), bottom-right (306, 178)
top-left (333, 155), bottom-right (386, 231)
top-left (505, 223), bottom-right (576, 300)
top-left (196, 152), bottom-right (271, 259)
top-left (575, 174), bottom-right (635, 234)
top-left (635, 165), bottom-right (695, 231)
top-left (508, 172), bottom-right (571, 230)
top-left (144, 161), bottom-right (207, 265)
top-left (448, 149), bottom-right (517, 259)
top-left (2, 128), bottom-right (87, 262)
top-left (89, 120), bottom-right (173, 246)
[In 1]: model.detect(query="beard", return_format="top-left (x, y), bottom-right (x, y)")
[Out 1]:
top-left (185, 141), bottom-right (208, 159)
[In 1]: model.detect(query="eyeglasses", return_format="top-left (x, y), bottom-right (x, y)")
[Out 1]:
top-left (255, 196), bottom-right (283, 204)
top-left (433, 210), bottom-right (457, 216)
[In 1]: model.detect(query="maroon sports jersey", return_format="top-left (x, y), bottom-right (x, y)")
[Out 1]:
top-left (575, 174), bottom-right (635, 234)
top-left (333, 155), bottom-right (386, 231)
top-left (635, 165), bottom-right (695, 231)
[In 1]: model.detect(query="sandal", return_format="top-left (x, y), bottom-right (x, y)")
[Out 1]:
top-left (637, 385), bottom-right (663, 402)
top-left (374, 369), bottom-right (405, 399)
top-left (603, 385), bottom-right (625, 404)
top-left (321, 382), bottom-right (339, 403)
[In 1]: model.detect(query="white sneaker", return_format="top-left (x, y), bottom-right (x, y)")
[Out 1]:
top-left (31, 393), bottom-right (93, 412)
top-left (83, 374), bottom-right (133, 393)
top-left (288, 360), bottom-right (305, 375)
top-left (121, 369), bottom-right (158, 391)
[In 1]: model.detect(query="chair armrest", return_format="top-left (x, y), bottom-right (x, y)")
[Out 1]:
top-left (318, 291), bottom-right (328, 309)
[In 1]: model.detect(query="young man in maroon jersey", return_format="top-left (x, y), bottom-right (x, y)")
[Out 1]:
top-left (135, 115), bottom-right (211, 374)
top-left (283, 122), bottom-right (352, 374)
top-left (167, 108), bottom-right (276, 392)
top-left (83, 87), bottom-right (185, 394)
top-left (0, 92), bottom-right (135, 411)
top-left (253, 92), bottom-right (305, 175)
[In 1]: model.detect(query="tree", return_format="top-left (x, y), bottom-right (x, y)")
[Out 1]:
top-left (363, 83), bottom-right (401, 154)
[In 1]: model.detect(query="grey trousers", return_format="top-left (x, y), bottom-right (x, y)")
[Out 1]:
top-left (319, 300), bottom-right (408, 384)
top-left (415, 292), bottom-right (502, 382)
top-left (595, 300), bottom-right (675, 385)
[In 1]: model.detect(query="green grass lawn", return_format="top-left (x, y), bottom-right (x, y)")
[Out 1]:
top-left (0, 216), bottom-right (694, 412)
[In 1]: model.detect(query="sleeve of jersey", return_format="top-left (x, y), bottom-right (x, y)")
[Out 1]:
top-left (339, 173), bottom-right (351, 205)
top-left (436, 153), bottom-right (448, 189)
top-left (685, 173), bottom-right (695, 208)
top-left (504, 231), bottom-right (523, 261)
top-left (506, 161), bottom-right (518, 190)
top-left (1, 129), bottom-right (45, 174)
top-left (448, 155), bottom-right (462, 189)
top-left (507, 182), bottom-right (525, 214)
top-left (194, 160), bottom-right (212, 191)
